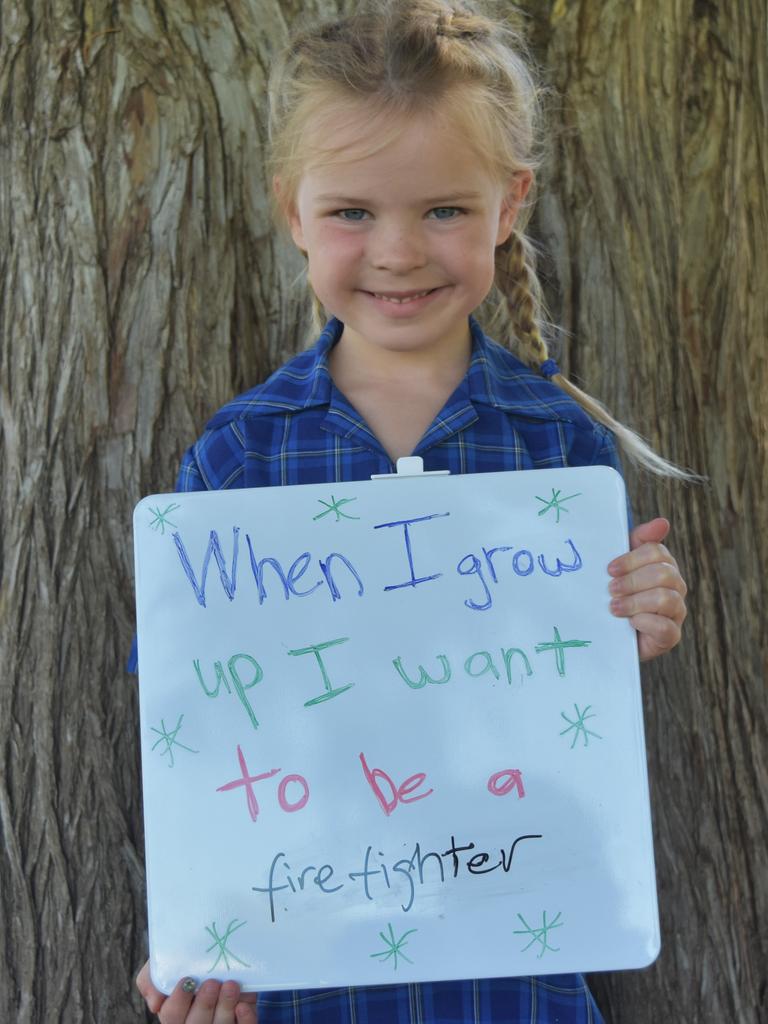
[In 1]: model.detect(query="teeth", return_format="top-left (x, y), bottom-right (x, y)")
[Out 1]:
top-left (372, 290), bottom-right (432, 304)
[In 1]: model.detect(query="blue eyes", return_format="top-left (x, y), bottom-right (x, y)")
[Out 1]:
top-left (334, 207), bottom-right (464, 221)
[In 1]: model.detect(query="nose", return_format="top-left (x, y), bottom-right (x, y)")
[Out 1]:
top-left (368, 220), bottom-right (427, 273)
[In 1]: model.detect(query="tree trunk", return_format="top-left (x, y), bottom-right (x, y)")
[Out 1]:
top-left (0, 1), bottom-right (764, 1021)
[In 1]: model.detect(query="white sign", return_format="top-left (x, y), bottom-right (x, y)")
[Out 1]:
top-left (134, 465), bottom-right (659, 993)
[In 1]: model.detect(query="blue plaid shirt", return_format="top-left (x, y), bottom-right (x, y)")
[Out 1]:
top-left (144, 316), bottom-right (619, 1023)
top-left (176, 317), bottom-right (621, 493)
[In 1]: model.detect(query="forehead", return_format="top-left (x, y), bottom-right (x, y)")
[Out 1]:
top-left (298, 101), bottom-right (501, 201)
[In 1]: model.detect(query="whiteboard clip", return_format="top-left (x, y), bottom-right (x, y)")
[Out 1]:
top-left (371, 456), bottom-right (450, 480)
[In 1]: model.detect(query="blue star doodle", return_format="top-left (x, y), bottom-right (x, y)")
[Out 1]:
top-left (205, 919), bottom-right (251, 972)
top-left (370, 923), bottom-right (418, 971)
top-left (150, 714), bottom-right (199, 768)
top-left (560, 704), bottom-right (603, 749)
top-left (148, 502), bottom-right (181, 534)
top-left (513, 911), bottom-right (564, 958)
top-left (535, 488), bottom-right (582, 524)
top-left (313, 494), bottom-right (360, 522)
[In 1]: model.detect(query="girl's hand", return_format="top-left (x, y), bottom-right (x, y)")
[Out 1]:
top-left (607, 517), bottom-right (688, 662)
top-left (136, 961), bottom-right (258, 1023)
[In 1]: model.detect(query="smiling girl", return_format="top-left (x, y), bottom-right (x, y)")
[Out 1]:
top-left (136, 2), bottom-right (689, 1020)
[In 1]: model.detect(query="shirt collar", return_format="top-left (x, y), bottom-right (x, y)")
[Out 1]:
top-left (209, 315), bottom-right (587, 431)
top-left (465, 317), bottom-right (594, 427)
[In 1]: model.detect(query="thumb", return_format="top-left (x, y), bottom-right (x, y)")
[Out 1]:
top-left (629, 516), bottom-right (670, 550)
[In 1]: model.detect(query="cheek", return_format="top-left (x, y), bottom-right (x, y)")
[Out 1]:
top-left (451, 228), bottom-right (498, 285)
top-left (303, 230), bottom-right (360, 305)
top-left (307, 227), bottom-right (363, 277)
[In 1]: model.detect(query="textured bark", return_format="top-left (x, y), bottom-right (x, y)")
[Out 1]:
top-left (0, 1), bottom-right (764, 1021)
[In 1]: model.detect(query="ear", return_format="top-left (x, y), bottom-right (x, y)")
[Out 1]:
top-left (273, 175), bottom-right (307, 251)
top-left (496, 170), bottom-right (533, 245)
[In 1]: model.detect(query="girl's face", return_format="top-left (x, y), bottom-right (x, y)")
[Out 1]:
top-left (284, 103), bottom-right (531, 362)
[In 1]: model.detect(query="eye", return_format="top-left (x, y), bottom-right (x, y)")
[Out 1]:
top-left (335, 208), bottom-right (369, 221)
top-left (429, 207), bottom-right (465, 220)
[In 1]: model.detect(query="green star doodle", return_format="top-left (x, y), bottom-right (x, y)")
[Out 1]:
top-left (205, 919), bottom-right (251, 972)
top-left (148, 502), bottom-right (181, 534)
top-left (535, 488), bottom-right (582, 523)
top-left (150, 714), bottom-right (199, 768)
top-left (370, 923), bottom-right (417, 971)
top-left (313, 494), bottom-right (360, 522)
top-left (513, 911), bottom-right (563, 958)
top-left (560, 704), bottom-right (603, 749)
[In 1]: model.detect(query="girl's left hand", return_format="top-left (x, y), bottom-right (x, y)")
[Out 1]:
top-left (607, 517), bottom-right (688, 662)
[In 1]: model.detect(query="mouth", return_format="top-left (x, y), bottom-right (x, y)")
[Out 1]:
top-left (363, 287), bottom-right (441, 305)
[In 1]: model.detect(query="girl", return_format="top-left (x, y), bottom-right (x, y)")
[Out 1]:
top-left (136, 1), bottom-right (689, 1020)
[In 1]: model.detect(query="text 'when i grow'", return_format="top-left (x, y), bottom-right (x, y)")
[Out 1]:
top-left (171, 511), bottom-right (584, 614)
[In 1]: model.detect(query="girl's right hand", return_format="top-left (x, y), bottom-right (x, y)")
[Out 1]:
top-left (136, 961), bottom-right (258, 1023)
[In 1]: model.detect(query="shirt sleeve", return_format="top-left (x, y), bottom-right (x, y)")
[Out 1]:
top-left (192, 421), bottom-right (247, 490)
top-left (175, 443), bottom-right (209, 492)
top-left (590, 423), bottom-right (622, 471)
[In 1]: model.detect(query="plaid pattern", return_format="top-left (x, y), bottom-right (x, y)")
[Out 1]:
top-left (139, 316), bottom-right (619, 1022)
top-left (256, 974), bottom-right (603, 1023)
top-left (176, 316), bottom-right (621, 493)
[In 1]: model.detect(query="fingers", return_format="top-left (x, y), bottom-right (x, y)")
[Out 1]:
top-left (629, 612), bottom-right (684, 663)
top-left (610, 585), bottom-right (687, 661)
top-left (210, 982), bottom-right (240, 1024)
top-left (136, 961), bottom-right (166, 1015)
top-left (627, 516), bottom-right (670, 549)
top-left (609, 561), bottom-right (687, 607)
top-left (608, 521), bottom-right (688, 663)
top-left (610, 585), bottom-right (687, 627)
top-left (612, 595), bottom-right (687, 661)
top-left (135, 972), bottom-right (257, 1024)
top-left (610, 548), bottom-right (688, 626)
top-left (157, 977), bottom-right (200, 1024)
top-left (212, 982), bottom-right (257, 1024)
top-left (608, 541), bottom-right (680, 580)
top-left (235, 999), bottom-right (259, 1023)
top-left (618, 589), bottom-right (688, 626)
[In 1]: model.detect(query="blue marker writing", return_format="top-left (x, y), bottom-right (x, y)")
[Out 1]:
top-left (374, 513), bottom-right (450, 592)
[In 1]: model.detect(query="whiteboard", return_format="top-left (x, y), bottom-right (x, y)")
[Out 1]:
top-left (133, 465), bottom-right (659, 993)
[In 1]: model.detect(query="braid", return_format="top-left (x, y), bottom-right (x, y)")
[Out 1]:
top-left (496, 229), bottom-right (549, 369)
top-left (434, 6), bottom-right (490, 40)
top-left (496, 228), bottom-right (700, 480)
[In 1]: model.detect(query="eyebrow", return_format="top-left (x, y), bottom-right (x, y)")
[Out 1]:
top-left (312, 192), bottom-right (483, 205)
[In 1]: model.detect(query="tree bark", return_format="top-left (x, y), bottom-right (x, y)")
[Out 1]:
top-left (0, 1), bottom-right (764, 1021)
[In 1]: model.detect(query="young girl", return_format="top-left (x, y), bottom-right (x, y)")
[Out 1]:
top-left (136, 1), bottom-right (688, 1020)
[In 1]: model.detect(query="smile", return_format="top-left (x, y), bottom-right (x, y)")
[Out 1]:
top-left (365, 288), bottom-right (440, 304)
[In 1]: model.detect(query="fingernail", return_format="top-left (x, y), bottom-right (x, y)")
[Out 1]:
top-left (608, 579), bottom-right (622, 594)
top-left (610, 598), bottom-right (626, 614)
top-left (181, 978), bottom-right (197, 993)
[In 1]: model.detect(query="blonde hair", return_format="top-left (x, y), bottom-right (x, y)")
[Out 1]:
top-left (268, 0), bottom-right (694, 479)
